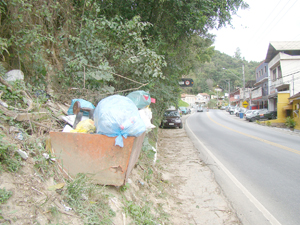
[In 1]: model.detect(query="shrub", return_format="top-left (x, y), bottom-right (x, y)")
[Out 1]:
top-left (285, 117), bottom-right (297, 128)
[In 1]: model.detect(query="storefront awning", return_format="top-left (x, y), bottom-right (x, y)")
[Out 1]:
top-left (283, 104), bottom-right (293, 110)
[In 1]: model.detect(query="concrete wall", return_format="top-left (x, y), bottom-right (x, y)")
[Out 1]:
top-left (272, 91), bottom-right (290, 123)
top-left (292, 100), bottom-right (300, 130)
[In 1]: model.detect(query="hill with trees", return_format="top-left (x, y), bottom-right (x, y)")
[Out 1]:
top-left (183, 49), bottom-right (261, 96)
top-left (0, 0), bottom-right (250, 122)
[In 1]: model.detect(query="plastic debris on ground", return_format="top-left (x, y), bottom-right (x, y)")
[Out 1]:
top-left (126, 90), bottom-right (151, 109)
top-left (70, 119), bottom-right (96, 133)
top-left (61, 115), bottom-right (89, 126)
top-left (62, 125), bottom-right (74, 132)
top-left (16, 149), bottom-right (28, 160)
top-left (94, 95), bottom-right (146, 147)
top-left (138, 107), bottom-right (156, 130)
top-left (67, 99), bottom-right (95, 116)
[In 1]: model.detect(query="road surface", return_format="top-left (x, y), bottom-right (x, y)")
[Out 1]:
top-left (186, 109), bottom-right (300, 225)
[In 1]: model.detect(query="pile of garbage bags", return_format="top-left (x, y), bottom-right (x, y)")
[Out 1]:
top-left (62, 91), bottom-right (155, 147)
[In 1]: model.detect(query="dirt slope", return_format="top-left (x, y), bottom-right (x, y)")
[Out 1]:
top-left (154, 127), bottom-right (241, 224)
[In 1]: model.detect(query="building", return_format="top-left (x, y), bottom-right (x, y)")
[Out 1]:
top-left (252, 61), bottom-right (269, 109)
top-left (264, 41), bottom-right (300, 123)
top-left (196, 93), bottom-right (210, 105)
top-left (181, 94), bottom-right (197, 106)
top-left (229, 88), bottom-right (240, 106)
top-left (288, 92), bottom-right (300, 130)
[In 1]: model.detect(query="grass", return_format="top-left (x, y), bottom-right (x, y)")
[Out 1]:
top-left (266, 121), bottom-right (272, 126)
top-left (0, 133), bottom-right (22, 173)
top-left (178, 100), bottom-right (189, 107)
top-left (0, 188), bottom-right (12, 204)
top-left (123, 199), bottom-right (160, 225)
top-left (62, 173), bottom-right (116, 225)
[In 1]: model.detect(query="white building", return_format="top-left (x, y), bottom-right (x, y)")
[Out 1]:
top-left (196, 93), bottom-right (210, 105)
top-left (181, 94), bottom-right (197, 106)
top-left (265, 41), bottom-right (300, 111)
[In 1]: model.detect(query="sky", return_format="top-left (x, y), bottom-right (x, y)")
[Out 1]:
top-left (211, 0), bottom-right (300, 62)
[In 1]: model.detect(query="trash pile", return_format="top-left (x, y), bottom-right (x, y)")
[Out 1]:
top-left (0, 69), bottom-right (156, 186)
top-left (61, 90), bottom-right (156, 147)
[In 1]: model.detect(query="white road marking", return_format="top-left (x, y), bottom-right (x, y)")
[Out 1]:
top-left (186, 116), bottom-right (282, 225)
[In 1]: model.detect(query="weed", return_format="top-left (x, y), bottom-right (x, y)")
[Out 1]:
top-left (62, 173), bottom-right (115, 224)
top-left (0, 80), bottom-right (28, 109)
top-left (123, 200), bottom-right (156, 224)
top-left (48, 206), bottom-right (60, 221)
top-left (119, 183), bottom-right (130, 192)
top-left (0, 188), bottom-right (12, 204)
top-left (266, 121), bottom-right (272, 126)
top-left (0, 134), bottom-right (22, 172)
top-left (144, 168), bottom-right (153, 181)
top-left (123, 197), bottom-right (169, 225)
top-left (255, 120), bottom-right (261, 124)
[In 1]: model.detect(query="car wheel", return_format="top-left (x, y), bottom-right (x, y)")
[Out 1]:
top-left (179, 124), bottom-right (183, 129)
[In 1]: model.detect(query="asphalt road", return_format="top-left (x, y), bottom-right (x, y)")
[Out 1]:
top-left (185, 109), bottom-right (300, 225)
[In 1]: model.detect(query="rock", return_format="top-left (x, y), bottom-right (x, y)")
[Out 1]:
top-left (4, 70), bottom-right (24, 82)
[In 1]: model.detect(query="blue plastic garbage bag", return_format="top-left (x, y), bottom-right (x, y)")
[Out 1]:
top-left (94, 95), bottom-right (146, 147)
top-left (67, 99), bottom-right (95, 116)
top-left (126, 91), bottom-right (151, 109)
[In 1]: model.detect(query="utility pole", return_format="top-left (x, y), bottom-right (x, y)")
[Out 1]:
top-left (242, 64), bottom-right (245, 104)
top-left (228, 79), bottom-right (230, 106)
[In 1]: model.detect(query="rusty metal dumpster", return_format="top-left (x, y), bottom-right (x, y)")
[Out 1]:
top-left (50, 131), bottom-right (145, 186)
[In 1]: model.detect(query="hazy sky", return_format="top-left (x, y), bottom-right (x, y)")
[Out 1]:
top-left (211, 0), bottom-right (300, 62)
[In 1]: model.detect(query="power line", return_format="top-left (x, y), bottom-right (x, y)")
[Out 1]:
top-left (247, 0), bottom-right (283, 42)
top-left (259, 0), bottom-right (298, 39)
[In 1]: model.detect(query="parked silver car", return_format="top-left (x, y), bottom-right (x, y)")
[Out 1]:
top-left (228, 106), bottom-right (237, 115)
top-left (245, 109), bottom-right (269, 122)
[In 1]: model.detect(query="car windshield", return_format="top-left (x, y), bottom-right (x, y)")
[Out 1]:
top-left (165, 111), bottom-right (180, 117)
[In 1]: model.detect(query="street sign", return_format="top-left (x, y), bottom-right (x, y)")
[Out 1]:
top-left (242, 100), bottom-right (249, 108)
top-left (179, 78), bottom-right (194, 87)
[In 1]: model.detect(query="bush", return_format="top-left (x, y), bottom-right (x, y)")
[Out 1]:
top-left (285, 117), bottom-right (297, 128)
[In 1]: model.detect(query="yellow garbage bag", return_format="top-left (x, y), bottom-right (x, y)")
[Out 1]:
top-left (70, 119), bottom-right (96, 133)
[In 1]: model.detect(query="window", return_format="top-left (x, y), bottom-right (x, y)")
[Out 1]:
top-left (264, 66), bottom-right (267, 73)
top-left (261, 69), bottom-right (263, 76)
top-left (256, 73), bottom-right (258, 78)
top-left (272, 68), bottom-right (277, 81)
top-left (278, 66), bottom-right (282, 78)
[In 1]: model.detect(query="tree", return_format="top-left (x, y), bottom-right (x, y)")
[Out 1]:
top-left (234, 47), bottom-right (242, 59)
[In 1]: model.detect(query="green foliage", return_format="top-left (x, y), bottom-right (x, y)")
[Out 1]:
top-left (123, 199), bottom-right (158, 225)
top-left (0, 37), bottom-right (9, 60)
top-left (208, 99), bottom-right (217, 108)
top-left (266, 121), bottom-right (272, 126)
top-left (0, 80), bottom-right (27, 109)
top-left (119, 183), bottom-right (130, 192)
top-left (178, 100), bottom-right (189, 107)
top-left (63, 173), bottom-right (115, 224)
top-left (185, 50), bottom-right (261, 95)
top-left (0, 134), bottom-right (21, 172)
top-left (0, 188), bottom-right (12, 204)
top-left (61, 15), bottom-right (166, 93)
top-left (0, 0), bottom-right (249, 124)
top-left (285, 117), bottom-right (297, 128)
